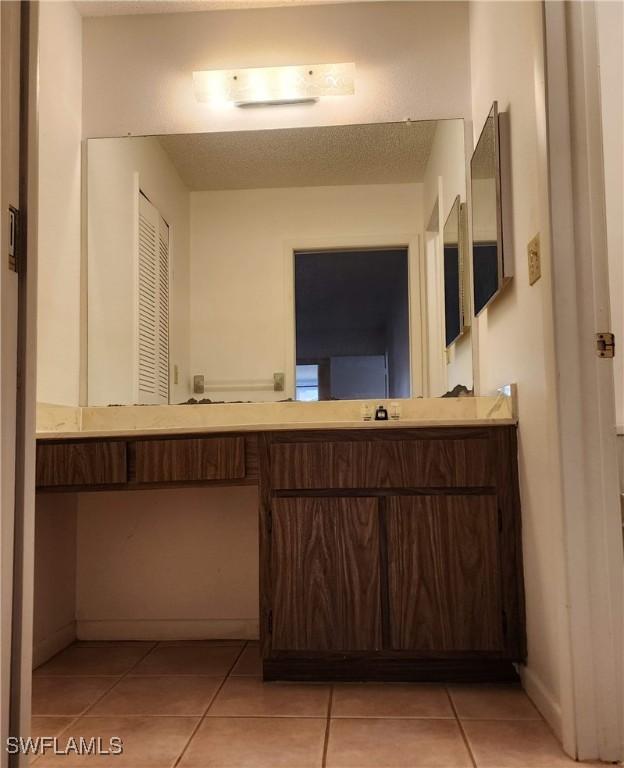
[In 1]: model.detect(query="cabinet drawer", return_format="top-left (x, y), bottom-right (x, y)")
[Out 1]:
top-left (36, 441), bottom-right (127, 488)
top-left (134, 437), bottom-right (245, 483)
top-left (270, 437), bottom-right (493, 489)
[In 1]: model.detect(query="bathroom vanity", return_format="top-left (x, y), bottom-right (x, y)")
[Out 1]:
top-left (36, 398), bottom-right (526, 683)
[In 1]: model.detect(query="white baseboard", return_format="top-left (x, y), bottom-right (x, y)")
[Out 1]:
top-left (32, 621), bottom-right (76, 669)
top-left (520, 664), bottom-right (563, 742)
top-left (76, 618), bottom-right (259, 642)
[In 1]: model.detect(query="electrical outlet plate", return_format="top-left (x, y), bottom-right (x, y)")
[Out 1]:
top-left (273, 372), bottom-right (285, 392)
top-left (528, 233), bottom-right (541, 285)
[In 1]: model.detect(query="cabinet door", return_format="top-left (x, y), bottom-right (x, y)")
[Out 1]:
top-left (271, 497), bottom-right (381, 652)
top-left (386, 495), bottom-right (503, 652)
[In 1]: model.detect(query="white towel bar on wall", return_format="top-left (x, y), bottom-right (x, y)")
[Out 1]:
top-left (193, 373), bottom-right (285, 394)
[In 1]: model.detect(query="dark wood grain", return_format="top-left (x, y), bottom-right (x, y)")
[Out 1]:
top-left (271, 496), bottom-right (381, 652)
top-left (493, 426), bottom-right (527, 660)
top-left (258, 432), bottom-right (274, 659)
top-left (270, 437), bottom-right (493, 489)
top-left (244, 435), bottom-right (260, 481)
top-left (36, 441), bottom-right (127, 488)
top-left (134, 437), bottom-right (245, 483)
top-left (386, 495), bottom-right (504, 652)
top-left (269, 427), bottom-right (493, 442)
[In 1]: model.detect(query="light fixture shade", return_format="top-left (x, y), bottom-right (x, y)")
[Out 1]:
top-left (193, 63), bottom-right (355, 107)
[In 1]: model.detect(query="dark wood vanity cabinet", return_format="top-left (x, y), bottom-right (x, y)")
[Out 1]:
top-left (36, 423), bottom-right (525, 681)
top-left (260, 426), bottom-right (526, 682)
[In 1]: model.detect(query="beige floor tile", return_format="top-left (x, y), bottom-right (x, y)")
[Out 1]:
top-left (449, 684), bottom-right (541, 720)
top-left (34, 645), bottom-right (149, 677)
top-left (32, 677), bottom-right (117, 716)
top-left (326, 717), bottom-right (472, 768)
top-left (132, 644), bottom-right (240, 676)
top-left (178, 716), bottom-right (326, 767)
top-left (87, 676), bottom-right (222, 716)
top-left (463, 720), bottom-right (578, 767)
top-left (230, 643), bottom-right (262, 676)
top-left (332, 683), bottom-right (453, 719)
top-left (35, 715), bottom-right (198, 767)
top-left (31, 717), bottom-right (76, 739)
top-left (208, 677), bottom-right (330, 718)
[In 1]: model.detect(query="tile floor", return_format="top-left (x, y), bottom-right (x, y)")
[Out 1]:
top-left (30, 640), bottom-right (603, 767)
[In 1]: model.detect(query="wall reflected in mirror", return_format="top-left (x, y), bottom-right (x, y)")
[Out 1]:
top-left (86, 120), bottom-right (471, 405)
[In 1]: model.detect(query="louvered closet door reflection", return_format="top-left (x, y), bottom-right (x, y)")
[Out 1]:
top-left (138, 193), bottom-right (169, 404)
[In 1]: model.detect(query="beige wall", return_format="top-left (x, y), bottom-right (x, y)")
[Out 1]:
top-left (468, 0), bottom-right (570, 739)
top-left (75, 487), bottom-right (259, 641)
top-left (423, 120), bottom-right (467, 231)
top-left (421, 119), bottom-right (472, 394)
top-left (33, 495), bottom-right (77, 667)
top-left (82, 1), bottom-right (471, 138)
top-left (190, 183), bottom-right (423, 400)
top-left (37, 1), bottom-right (82, 406)
top-left (87, 136), bottom-right (191, 405)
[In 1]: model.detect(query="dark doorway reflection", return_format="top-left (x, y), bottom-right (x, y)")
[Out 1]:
top-left (295, 248), bottom-right (410, 401)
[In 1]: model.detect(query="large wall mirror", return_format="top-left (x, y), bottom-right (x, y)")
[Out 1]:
top-left (471, 101), bottom-right (512, 315)
top-left (86, 120), bottom-right (472, 405)
top-left (443, 195), bottom-right (464, 348)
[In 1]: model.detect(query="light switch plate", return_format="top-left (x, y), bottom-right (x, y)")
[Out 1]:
top-left (528, 233), bottom-right (541, 285)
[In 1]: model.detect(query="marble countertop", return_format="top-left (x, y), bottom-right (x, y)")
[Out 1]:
top-left (36, 391), bottom-right (517, 440)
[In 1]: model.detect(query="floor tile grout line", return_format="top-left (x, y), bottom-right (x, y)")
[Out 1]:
top-left (30, 640), bottom-right (159, 761)
top-left (445, 685), bottom-right (478, 768)
top-left (321, 685), bottom-right (334, 768)
top-left (73, 639), bottom-right (163, 718)
top-left (172, 641), bottom-right (248, 768)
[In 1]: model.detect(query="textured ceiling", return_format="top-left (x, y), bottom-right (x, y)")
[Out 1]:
top-left (75, 0), bottom-right (371, 17)
top-left (157, 121), bottom-right (438, 191)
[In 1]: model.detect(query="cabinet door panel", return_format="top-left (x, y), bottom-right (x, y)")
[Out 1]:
top-left (387, 495), bottom-right (503, 652)
top-left (271, 497), bottom-right (381, 652)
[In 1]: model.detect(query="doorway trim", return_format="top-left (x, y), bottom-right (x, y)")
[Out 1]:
top-left (544, 1), bottom-right (623, 761)
top-left (282, 234), bottom-right (423, 401)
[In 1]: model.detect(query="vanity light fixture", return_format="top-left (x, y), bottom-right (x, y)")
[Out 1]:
top-left (192, 63), bottom-right (355, 107)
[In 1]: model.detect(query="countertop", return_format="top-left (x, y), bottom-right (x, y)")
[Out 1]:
top-left (36, 391), bottom-right (517, 440)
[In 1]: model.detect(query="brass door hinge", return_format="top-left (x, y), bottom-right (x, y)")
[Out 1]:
top-left (596, 332), bottom-right (615, 358)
